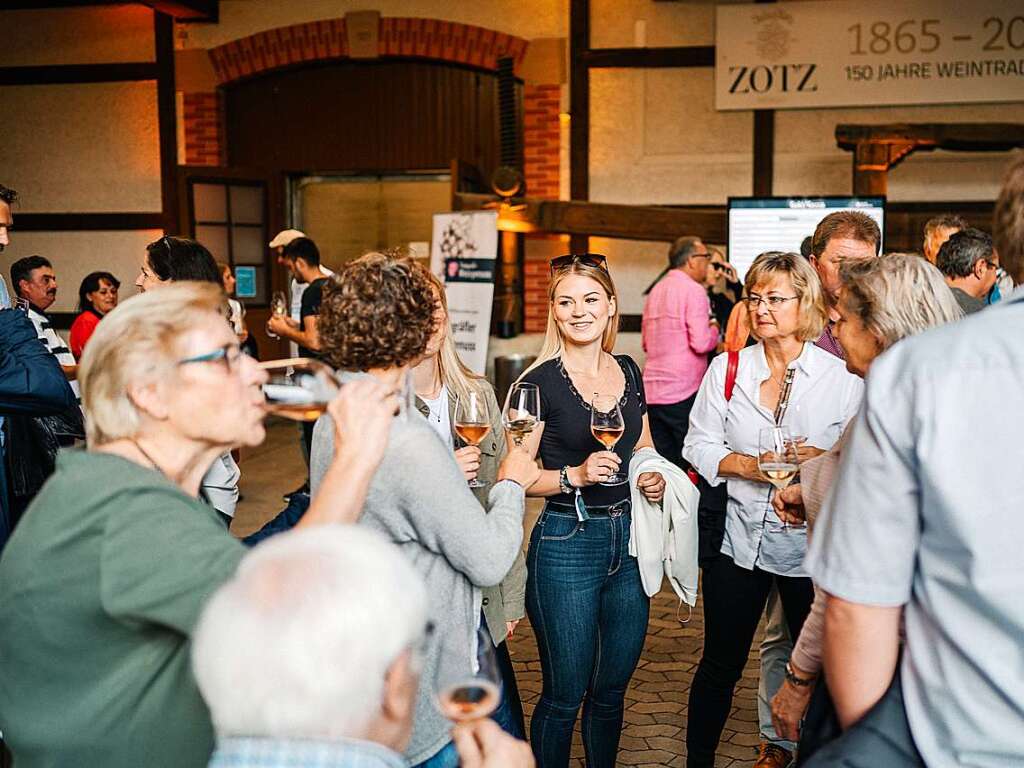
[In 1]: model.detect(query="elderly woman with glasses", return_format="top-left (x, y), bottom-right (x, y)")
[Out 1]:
top-left (767, 254), bottom-right (962, 758)
top-left (518, 253), bottom-right (665, 768)
top-left (682, 252), bottom-right (864, 768)
top-left (0, 283), bottom-right (397, 768)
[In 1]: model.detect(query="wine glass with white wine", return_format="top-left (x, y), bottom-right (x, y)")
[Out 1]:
top-left (591, 393), bottom-right (626, 486)
top-left (454, 391), bottom-right (492, 488)
top-left (758, 426), bottom-right (801, 528)
top-left (260, 358), bottom-right (339, 422)
top-left (502, 382), bottom-right (540, 448)
top-left (434, 625), bottom-right (503, 723)
top-left (267, 290), bottom-right (288, 339)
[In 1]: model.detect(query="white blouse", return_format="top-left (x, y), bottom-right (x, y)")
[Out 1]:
top-left (683, 342), bottom-right (863, 577)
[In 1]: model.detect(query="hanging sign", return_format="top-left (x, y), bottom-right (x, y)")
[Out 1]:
top-left (430, 211), bottom-right (498, 375)
top-left (716, 0), bottom-right (1024, 111)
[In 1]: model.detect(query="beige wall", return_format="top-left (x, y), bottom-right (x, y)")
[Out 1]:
top-left (0, 230), bottom-right (157, 314)
top-left (0, 5), bottom-right (154, 67)
top-left (0, 82), bottom-right (162, 213)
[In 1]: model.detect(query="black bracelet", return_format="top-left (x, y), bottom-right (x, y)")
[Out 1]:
top-left (785, 662), bottom-right (816, 687)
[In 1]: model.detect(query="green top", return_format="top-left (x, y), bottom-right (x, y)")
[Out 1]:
top-left (0, 450), bottom-right (245, 768)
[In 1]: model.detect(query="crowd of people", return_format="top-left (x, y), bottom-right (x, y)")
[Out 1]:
top-left (0, 153), bottom-right (1022, 768)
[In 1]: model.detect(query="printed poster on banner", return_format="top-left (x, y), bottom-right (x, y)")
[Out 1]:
top-left (716, 0), bottom-right (1024, 110)
top-left (430, 211), bottom-right (498, 376)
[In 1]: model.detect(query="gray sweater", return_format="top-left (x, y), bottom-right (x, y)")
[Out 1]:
top-left (310, 381), bottom-right (525, 766)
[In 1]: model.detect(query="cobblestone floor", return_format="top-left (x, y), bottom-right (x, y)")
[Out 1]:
top-left (509, 588), bottom-right (764, 768)
top-left (236, 419), bottom-right (765, 768)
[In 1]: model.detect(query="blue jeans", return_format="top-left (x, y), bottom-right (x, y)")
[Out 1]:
top-left (525, 501), bottom-right (650, 768)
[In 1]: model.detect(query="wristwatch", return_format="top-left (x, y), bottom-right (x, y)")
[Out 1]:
top-left (559, 466), bottom-right (575, 495)
top-left (785, 661), bottom-right (816, 687)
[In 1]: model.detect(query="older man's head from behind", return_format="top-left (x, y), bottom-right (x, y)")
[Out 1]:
top-left (192, 527), bottom-right (429, 754)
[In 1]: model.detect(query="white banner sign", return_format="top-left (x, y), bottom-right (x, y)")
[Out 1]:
top-left (430, 211), bottom-right (499, 376)
top-left (716, 0), bottom-right (1024, 110)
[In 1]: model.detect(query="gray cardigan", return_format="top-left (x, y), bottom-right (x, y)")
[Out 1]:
top-left (415, 383), bottom-right (527, 647)
top-left (310, 374), bottom-right (525, 766)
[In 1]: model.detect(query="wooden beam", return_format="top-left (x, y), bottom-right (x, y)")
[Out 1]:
top-left (581, 46), bottom-right (714, 69)
top-left (140, 1), bottom-right (218, 21)
top-left (837, 123), bottom-right (1024, 152)
top-left (154, 11), bottom-right (179, 234)
top-left (0, 62), bottom-right (158, 86)
top-left (753, 110), bottom-right (774, 196)
top-left (569, 0), bottom-right (590, 253)
top-left (455, 192), bottom-right (727, 244)
top-left (885, 201), bottom-right (994, 253)
top-left (14, 213), bottom-right (165, 231)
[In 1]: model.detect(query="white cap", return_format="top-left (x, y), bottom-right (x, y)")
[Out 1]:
top-left (268, 229), bottom-right (306, 249)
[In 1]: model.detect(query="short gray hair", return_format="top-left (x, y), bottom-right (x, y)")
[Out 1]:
top-left (839, 253), bottom-right (962, 350)
top-left (192, 526), bottom-right (428, 740)
top-left (78, 282), bottom-right (225, 447)
top-left (935, 228), bottom-right (993, 278)
top-left (668, 236), bottom-right (703, 268)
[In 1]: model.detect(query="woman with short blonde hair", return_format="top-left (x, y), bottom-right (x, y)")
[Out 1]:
top-left (0, 282), bottom-right (397, 768)
top-left (683, 251), bottom-right (863, 767)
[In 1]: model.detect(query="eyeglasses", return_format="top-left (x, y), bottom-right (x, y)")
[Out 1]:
top-left (711, 262), bottom-right (726, 271)
top-left (744, 294), bottom-right (799, 309)
top-left (549, 253), bottom-right (609, 275)
top-left (178, 344), bottom-right (242, 373)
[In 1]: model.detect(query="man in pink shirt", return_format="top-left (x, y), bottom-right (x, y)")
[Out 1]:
top-left (641, 236), bottom-right (720, 469)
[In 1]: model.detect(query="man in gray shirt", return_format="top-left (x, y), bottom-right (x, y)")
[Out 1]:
top-left (935, 227), bottom-right (999, 315)
top-left (804, 155), bottom-right (1024, 767)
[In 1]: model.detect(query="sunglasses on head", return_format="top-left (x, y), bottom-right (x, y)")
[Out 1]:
top-left (549, 253), bottom-right (609, 275)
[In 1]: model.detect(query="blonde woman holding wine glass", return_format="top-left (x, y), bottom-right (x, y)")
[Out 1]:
top-left (682, 252), bottom-right (863, 768)
top-left (412, 267), bottom-right (530, 740)
top-left (517, 254), bottom-right (664, 768)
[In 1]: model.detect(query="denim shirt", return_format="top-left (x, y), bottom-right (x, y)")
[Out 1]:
top-left (684, 342), bottom-right (862, 576)
top-left (209, 737), bottom-right (406, 768)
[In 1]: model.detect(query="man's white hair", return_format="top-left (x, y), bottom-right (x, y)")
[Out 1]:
top-left (192, 526), bottom-right (428, 739)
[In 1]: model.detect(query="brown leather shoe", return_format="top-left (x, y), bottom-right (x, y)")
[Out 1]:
top-left (753, 741), bottom-right (793, 768)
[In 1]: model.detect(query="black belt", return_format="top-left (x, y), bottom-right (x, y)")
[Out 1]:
top-left (547, 498), bottom-right (631, 518)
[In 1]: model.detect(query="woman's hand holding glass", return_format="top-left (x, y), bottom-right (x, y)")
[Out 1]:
top-left (568, 451), bottom-right (622, 487)
top-left (455, 446), bottom-right (482, 484)
top-left (772, 483), bottom-right (807, 525)
top-left (497, 446), bottom-right (541, 490)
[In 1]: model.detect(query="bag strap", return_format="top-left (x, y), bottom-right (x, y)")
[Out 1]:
top-left (724, 349), bottom-right (739, 402)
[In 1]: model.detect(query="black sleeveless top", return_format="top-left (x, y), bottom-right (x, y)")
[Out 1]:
top-left (521, 354), bottom-right (647, 506)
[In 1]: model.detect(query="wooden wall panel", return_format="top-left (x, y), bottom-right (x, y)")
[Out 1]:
top-left (225, 60), bottom-right (506, 175)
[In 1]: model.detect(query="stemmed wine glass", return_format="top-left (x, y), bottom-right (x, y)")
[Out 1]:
top-left (758, 426), bottom-right (801, 528)
top-left (267, 290), bottom-right (288, 339)
top-left (502, 382), bottom-right (540, 448)
top-left (260, 358), bottom-right (339, 422)
top-left (454, 391), bottom-right (492, 488)
top-left (591, 393), bottom-right (626, 485)
top-left (434, 626), bottom-right (503, 723)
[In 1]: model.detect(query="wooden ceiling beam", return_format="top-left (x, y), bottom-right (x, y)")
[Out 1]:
top-left (454, 192), bottom-right (727, 244)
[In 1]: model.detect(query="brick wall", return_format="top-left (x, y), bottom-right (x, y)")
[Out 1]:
top-left (523, 253), bottom-right (551, 333)
top-left (522, 85), bottom-right (563, 331)
top-left (524, 84), bottom-right (561, 201)
top-left (207, 18), bottom-right (528, 86)
top-left (182, 92), bottom-right (223, 166)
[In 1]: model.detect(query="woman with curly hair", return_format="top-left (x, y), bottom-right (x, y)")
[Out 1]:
top-left (309, 251), bottom-right (540, 768)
